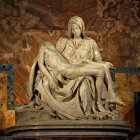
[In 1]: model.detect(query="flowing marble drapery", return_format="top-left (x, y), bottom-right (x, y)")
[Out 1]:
top-left (26, 37), bottom-right (112, 120)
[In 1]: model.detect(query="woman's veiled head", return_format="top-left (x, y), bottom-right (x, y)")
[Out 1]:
top-left (68, 16), bottom-right (85, 38)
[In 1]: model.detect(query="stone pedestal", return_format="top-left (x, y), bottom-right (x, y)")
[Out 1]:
top-left (1, 111), bottom-right (133, 139)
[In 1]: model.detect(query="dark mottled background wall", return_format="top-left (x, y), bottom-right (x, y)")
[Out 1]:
top-left (0, 0), bottom-right (140, 135)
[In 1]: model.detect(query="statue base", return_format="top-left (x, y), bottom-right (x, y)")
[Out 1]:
top-left (2, 111), bottom-right (133, 139)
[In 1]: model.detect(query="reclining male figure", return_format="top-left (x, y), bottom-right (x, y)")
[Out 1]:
top-left (38, 42), bottom-right (125, 113)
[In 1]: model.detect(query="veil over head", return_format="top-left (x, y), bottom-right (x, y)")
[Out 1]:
top-left (68, 16), bottom-right (85, 38)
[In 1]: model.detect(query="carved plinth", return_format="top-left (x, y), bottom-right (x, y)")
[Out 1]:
top-left (1, 111), bottom-right (133, 139)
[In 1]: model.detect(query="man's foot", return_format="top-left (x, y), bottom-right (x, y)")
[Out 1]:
top-left (108, 97), bottom-right (125, 106)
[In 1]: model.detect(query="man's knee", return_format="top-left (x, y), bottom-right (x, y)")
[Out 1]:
top-left (102, 63), bottom-right (109, 70)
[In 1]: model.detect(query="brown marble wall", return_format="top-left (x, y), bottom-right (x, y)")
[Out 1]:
top-left (0, 0), bottom-right (140, 130)
top-left (0, 72), bottom-right (15, 129)
top-left (116, 73), bottom-right (140, 126)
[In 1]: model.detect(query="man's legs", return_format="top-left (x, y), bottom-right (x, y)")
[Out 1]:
top-left (84, 61), bottom-right (125, 106)
top-left (62, 66), bottom-right (108, 112)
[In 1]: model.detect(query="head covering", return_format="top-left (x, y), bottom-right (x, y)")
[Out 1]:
top-left (68, 16), bottom-right (85, 38)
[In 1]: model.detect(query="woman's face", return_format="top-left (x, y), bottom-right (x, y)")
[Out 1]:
top-left (71, 24), bottom-right (81, 37)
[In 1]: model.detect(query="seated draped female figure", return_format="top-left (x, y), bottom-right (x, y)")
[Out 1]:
top-left (17, 16), bottom-right (125, 120)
